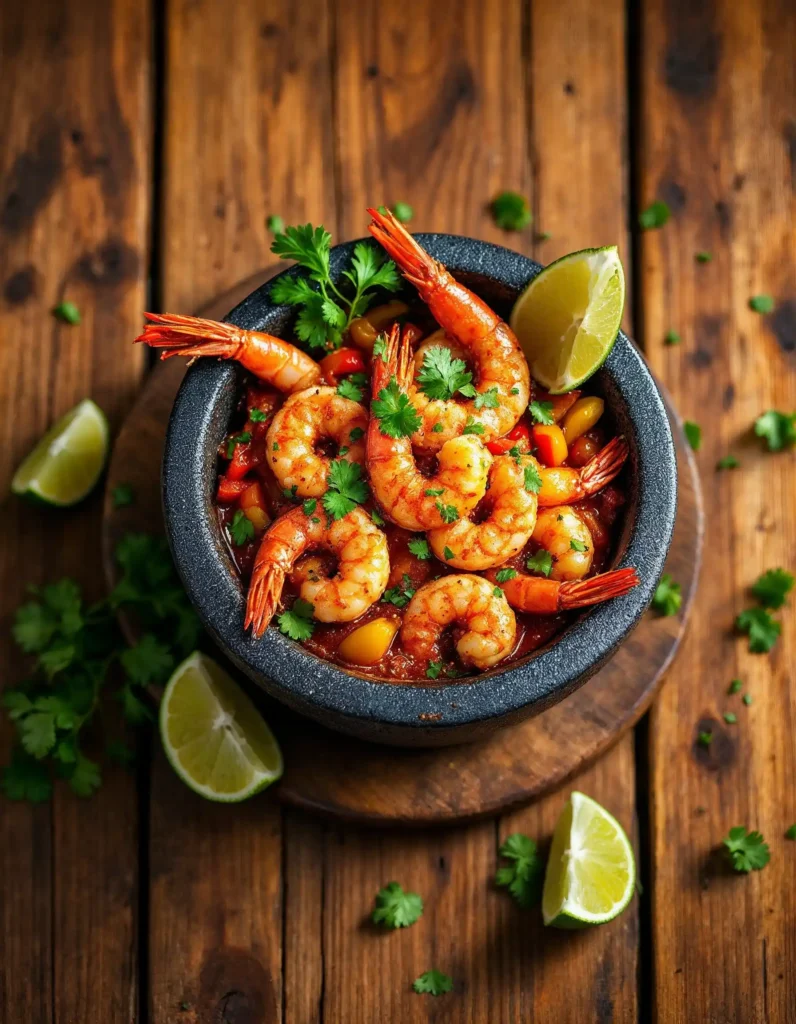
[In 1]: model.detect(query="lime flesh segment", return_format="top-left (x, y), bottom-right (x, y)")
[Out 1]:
top-left (542, 791), bottom-right (635, 927)
top-left (510, 247), bottom-right (625, 394)
top-left (160, 652), bottom-right (283, 802)
top-left (11, 398), bottom-right (109, 506)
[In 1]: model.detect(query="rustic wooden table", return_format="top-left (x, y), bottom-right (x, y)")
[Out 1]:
top-left (2, 1), bottom-right (794, 1021)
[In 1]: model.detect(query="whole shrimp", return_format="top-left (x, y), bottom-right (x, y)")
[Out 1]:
top-left (367, 324), bottom-right (492, 531)
top-left (496, 566), bottom-right (639, 615)
top-left (401, 574), bottom-right (517, 671)
top-left (245, 505), bottom-right (389, 638)
top-left (426, 451), bottom-right (541, 570)
top-left (531, 506), bottom-right (593, 581)
top-left (537, 435), bottom-right (629, 506)
top-left (368, 208), bottom-right (530, 451)
top-left (136, 313), bottom-right (321, 393)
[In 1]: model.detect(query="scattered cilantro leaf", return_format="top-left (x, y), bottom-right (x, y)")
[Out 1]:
top-left (463, 417), bottom-right (484, 435)
top-left (664, 330), bottom-right (680, 345)
top-left (695, 251), bottom-right (713, 263)
top-left (526, 550), bottom-right (553, 577)
top-left (754, 410), bottom-right (796, 451)
top-left (413, 970), bottom-right (453, 996)
top-left (743, 694), bottom-right (753, 706)
top-left (120, 634), bottom-right (174, 685)
top-left (728, 679), bottom-right (743, 695)
top-left (528, 400), bottom-right (554, 425)
top-left (432, 422), bottom-right (444, 433)
top-left (491, 191), bottom-right (532, 231)
top-left (349, 426), bottom-right (364, 442)
top-left (425, 488), bottom-right (444, 497)
top-left (749, 294), bottom-right (775, 314)
top-left (442, 545), bottom-right (456, 560)
top-left (495, 833), bottom-right (544, 908)
top-left (372, 377), bottom-right (422, 438)
top-left (283, 484), bottom-right (299, 501)
top-left (266, 214), bottom-right (284, 234)
top-left (723, 712), bottom-right (737, 724)
top-left (736, 606), bottom-right (781, 653)
top-left (652, 574), bottom-right (682, 616)
top-left (408, 538), bottom-right (431, 560)
top-left (474, 387), bottom-right (500, 410)
top-left (392, 202), bottom-right (413, 223)
top-left (536, 230), bottom-right (551, 242)
top-left (523, 463), bottom-right (542, 493)
top-left (372, 335), bottom-right (388, 361)
top-left (684, 421), bottom-right (701, 451)
top-left (751, 568), bottom-right (795, 609)
top-left (52, 301), bottom-right (81, 325)
top-left (496, 568), bottom-right (517, 583)
top-left (336, 373), bottom-right (367, 403)
top-left (723, 827), bottom-right (770, 873)
top-left (371, 881), bottom-right (423, 929)
top-left (1, 748), bottom-right (53, 802)
top-left (436, 502), bottom-right (459, 525)
top-left (716, 455), bottom-right (739, 470)
top-left (303, 498), bottom-right (317, 516)
top-left (426, 661), bottom-right (443, 679)
top-left (226, 431), bottom-right (251, 459)
top-left (570, 538), bottom-right (587, 552)
top-left (228, 509), bottom-right (255, 546)
top-left (277, 598), bottom-right (315, 642)
top-left (416, 346), bottom-right (474, 401)
top-left (493, 585), bottom-right (503, 597)
top-left (785, 825), bottom-right (796, 841)
top-left (697, 731), bottom-right (713, 748)
top-left (112, 483), bottom-right (135, 508)
top-left (370, 508), bottom-right (385, 527)
top-left (639, 200), bottom-right (670, 229)
top-left (323, 459), bottom-right (369, 520)
top-left (382, 574), bottom-right (416, 609)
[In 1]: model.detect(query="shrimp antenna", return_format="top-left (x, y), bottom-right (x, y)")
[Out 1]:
top-left (366, 207), bottom-right (439, 290)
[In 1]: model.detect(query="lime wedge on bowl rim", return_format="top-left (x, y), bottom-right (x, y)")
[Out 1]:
top-left (542, 791), bottom-right (635, 928)
top-left (11, 398), bottom-right (109, 506)
top-left (510, 246), bottom-right (625, 394)
top-left (160, 651), bottom-right (283, 802)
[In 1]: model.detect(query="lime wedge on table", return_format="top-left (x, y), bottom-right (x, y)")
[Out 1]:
top-left (11, 398), bottom-right (109, 506)
top-left (542, 791), bottom-right (635, 928)
top-left (160, 652), bottom-right (283, 802)
top-left (510, 246), bottom-right (625, 394)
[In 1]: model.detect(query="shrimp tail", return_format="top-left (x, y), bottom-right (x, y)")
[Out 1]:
top-left (372, 322), bottom-right (414, 392)
top-left (244, 564), bottom-right (286, 638)
top-left (136, 312), bottom-right (244, 360)
top-left (557, 567), bottom-right (640, 610)
top-left (367, 207), bottom-right (443, 293)
top-left (580, 435), bottom-right (629, 496)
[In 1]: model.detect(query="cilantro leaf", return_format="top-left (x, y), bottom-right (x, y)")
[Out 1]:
top-left (443, 545), bottom-right (455, 560)
top-left (736, 606), bottom-right (781, 653)
top-left (295, 294), bottom-right (335, 350)
top-left (491, 191), bottom-right (532, 231)
top-left (684, 421), bottom-right (701, 451)
top-left (269, 274), bottom-right (319, 307)
top-left (496, 568), bottom-right (517, 583)
top-left (112, 483), bottom-right (135, 508)
top-left (226, 431), bottom-right (251, 459)
top-left (343, 241), bottom-right (401, 296)
top-left (463, 417), bottom-right (484, 435)
top-left (271, 224), bottom-right (332, 280)
top-left (495, 832), bottom-right (544, 908)
top-left (723, 826), bottom-right (770, 873)
top-left (523, 463), bottom-right (542, 493)
top-left (474, 386), bottom-right (500, 410)
top-left (120, 634), bottom-right (174, 685)
top-left (416, 346), bottom-right (473, 401)
top-left (52, 300), bottom-right (81, 325)
top-left (391, 201), bottom-right (413, 223)
top-left (382, 574), bottom-right (416, 608)
top-left (570, 538), bottom-right (588, 552)
top-left (372, 377), bottom-right (422, 438)
top-left (664, 329), bottom-right (681, 345)
top-left (20, 711), bottom-right (57, 758)
top-left (277, 598), bottom-right (315, 641)
top-left (652, 574), bottom-right (681, 616)
top-left (413, 970), bottom-right (453, 996)
top-left (266, 214), bottom-right (284, 234)
top-left (435, 501), bottom-right (459, 524)
top-left (723, 712), bottom-right (737, 725)
top-left (1, 748), bottom-right (52, 802)
top-left (695, 251), bottom-right (713, 263)
top-left (785, 825), bottom-right (796, 841)
top-left (750, 568), bottom-right (795, 609)
top-left (349, 426), bottom-right (364, 442)
top-left (716, 455), bottom-right (739, 470)
top-left (323, 459), bottom-right (369, 520)
top-left (371, 881), bottom-right (423, 929)
top-left (749, 294), bottom-right (775, 314)
top-left (370, 508), bottom-right (385, 527)
top-left (303, 498), bottom-right (317, 516)
top-left (529, 400), bottom-right (554, 425)
top-left (639, 200), bottom-right (670, 229)
top-left (336, 373), bottom-right (367, 403)
top-left (228, 509), bottom-right (255, 546)
top-left (526, 550), bottom-right (553, 577)
top-left (67, 754), bottom-right (102, 798)
top-left (728, 678), bottom-right (743, 695)
top-left (754, 410), bottom-right (796, 451)
top-left (426, 661), bottom-right (444, 679)
top-left (408, 538), bottom-right (431, 560)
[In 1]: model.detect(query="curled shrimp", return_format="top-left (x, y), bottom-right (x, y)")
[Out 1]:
top-left (265, 386), bottom-right (368, 497)
top-left (532, 506), bottom-right (593, 581)
top-left (401, 574), bottom-right (517, 671)
top-left (426, 451), bottom-right (541, 570)
top-left (368, 208), bottom-right (530, 450)
top-left (245, 505), bottom-right (389, 638)
top-left (367, 325), bottom-right (492, 531)
top-left (538, 435), bottom-right (628, 506)
top-left (497, 566), bottom-right (640, 615)
top-left (136, 313), bottom-right (321, 393)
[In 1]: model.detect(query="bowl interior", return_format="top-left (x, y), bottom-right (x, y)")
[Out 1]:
top-left (163, 235), bottom-right (677, 737)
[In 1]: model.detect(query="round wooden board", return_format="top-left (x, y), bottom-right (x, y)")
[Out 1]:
top-left (105, 272), bottom-right (703, 825)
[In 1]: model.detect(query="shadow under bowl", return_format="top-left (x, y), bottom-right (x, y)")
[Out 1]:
top-left (162, 235), bottom-right (677, 747)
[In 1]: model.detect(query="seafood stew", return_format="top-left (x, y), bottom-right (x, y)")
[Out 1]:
top-left (141, 210), bottom-right (639, 683)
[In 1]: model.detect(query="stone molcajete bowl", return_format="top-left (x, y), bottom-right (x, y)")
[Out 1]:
top-left (162, 235), bottom-right (677, 747)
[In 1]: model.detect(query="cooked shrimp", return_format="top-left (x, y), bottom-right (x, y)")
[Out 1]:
top-left (401, 574), bottom-right (517, 670)
top-left (498, 566), bottom-right (639, 615)
top-left (265, 386), bottom-right (368, 497)
top-left (367, 325), bottom-right (492, 530)
top-left (538, 435), bottom-right (628, 506)
top-left (532, 506), bottom-right (593, 581)
top-left (368, 208), bottom-right (530, 450)
top-left (136, 313), bottom-right (321, 393)
top-left (426, 451), bottom-right (541, 570)
top-left (245, 506), bottom-right (389, 637)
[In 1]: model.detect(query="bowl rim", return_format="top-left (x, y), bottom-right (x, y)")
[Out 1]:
top-left (162, 233), bottom-right (677, 732)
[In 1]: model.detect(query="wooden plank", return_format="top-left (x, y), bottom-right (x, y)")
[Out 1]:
top-left (150, 1), bottom-right (335, 1020)
top-left (640, 0), bottom-right (796, 1019)
top-left (0, 1), bottom-right (151, 1022)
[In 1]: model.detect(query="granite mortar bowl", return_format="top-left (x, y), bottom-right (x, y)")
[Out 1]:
top-left (162, 235), bottom-right (677, 747)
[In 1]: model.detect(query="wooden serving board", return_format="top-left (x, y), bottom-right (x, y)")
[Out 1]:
top-left (103, 273), bottom-right (703, 825)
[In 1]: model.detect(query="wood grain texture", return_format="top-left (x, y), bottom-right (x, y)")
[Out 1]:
top-left (0, 0), bottom-right (150, 1021)
top-left (640, 0), bottom-right (796, 1020)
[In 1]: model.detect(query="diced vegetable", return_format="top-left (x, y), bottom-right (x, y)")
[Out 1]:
top-left (217, 476), bottom-right (249, 503)
top-left (532, 424), bottom-right (568, 467)
top-left (243, 506), bottom-right (269, 531)
top-left (486, 422), bottom-right (531, 456)
top-left (348, 300), bottom-right (409, 351)
top-left (568, 434), bottom-right (600, 467)
top-left (337, 617), bottom-right (399, 666)
top-left (319, 347), bottom-right (367, 383)
top-left (534, 389), bottom-right (581, 423)
top-left (239, 482), bottom-right (270, 530)
top-left (562, 396), bottom-right (604, 443)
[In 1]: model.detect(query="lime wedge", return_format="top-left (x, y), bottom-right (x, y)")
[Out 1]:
top-left (542, 791), bottom-right (635, 927)
top-left (11, 398), bottom-right (109, 506)
top-left (510, 246), bottom-right (625, 393)
top-left (160, 652), bottom-right (283, 802)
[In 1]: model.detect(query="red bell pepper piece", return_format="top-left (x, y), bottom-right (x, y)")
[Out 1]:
top-left (486, 422), bottom-right (531, 456)
top-left (319, 347), bottom-right (367, 384)
top-left (216, 475), bottom-right (250, 503)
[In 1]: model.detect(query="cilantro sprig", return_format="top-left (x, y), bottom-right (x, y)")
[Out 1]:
top-left (754, 410), bottom-right (796, 451)
top-left (323, 459), bottom-right (369, 520)
top-left (270, 225), bottom-right (400, 350)
top-left (372, 377), bottom-right (422, 438)
top-left (495, 833), bottom-right (544, 908)
top-left (413, 970), bottom-right (453, 996)
top-left (372, 881), bottom-right (423, 929)
top-left (382, 574), bottom-right (416, 609)
top-left (736, 567), bottom-right (794, 653)
top-left (723, 827), bottom-right (770, 873)
top-left (276, 598), bottom-right (315, 642)
top-left (416, 346), bottom-right (475, 401)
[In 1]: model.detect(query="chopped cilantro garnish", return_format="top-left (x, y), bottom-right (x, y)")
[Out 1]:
top-left (749, 294), bottom-right (775, 314)
top-left (526, 550), bottom-right (553, 577)
top-left (569, 538), bottom-right (587, 552)
top-left (751, 568), bottom-right (794, 609)
top-left (684, 421), bottom-right (701, 451)
top-left (408, 538), bottom-right (431, 560)
top-left (413, 970), bottom-right (453, 997)
top-left (436, 502), bottom-right (459, 525)
top-left (52, 301), bottom-right (81, 325)
top-left (736, 606), bottom-right (781, 653)
top-left (226, 431), bottom-right (251, 458)
top-left (528, 400), bottom-right (554, 425)
top-left (382, 574), bottom-right (416, 608)
top-left (652, 574), bottom-right (681, 616)
top-left (495, 833), bottom-right (543, 908)
top-left (424, 488), bottom-right (444, 497)
top-left (432, 422), bottom-right (444, 433)
top-left (728, 679), bottom-right (743, 695)
top-left (743, 694), bottom-right (753, 706)
top-left (249, 408), bottom-right (268, 422)
top-left (463, 417), bottom-right (484, 435)
top-left (664, 329), bottom-right (681, 345)
top-left (716, 454), bottom-right (739, 470)
top-left (697, 731), bottom-right (713, 748)
top-left (723, 712), bottom-right (737, 725)
top-left (474, 387), bottom-right (500, 410)
top-left (302, 498), bottom-right (317, 516)
top-left (112, 483), bottom-right (134, 508)
top-left (391, 202), bottom-right (413, 223)
top-left (426, 661), bottom-right (444, 679)
top-left (639, 200), bottom-right (670, 229)
top-left (370, 508), bottom-right (385, 527)
top-left (372, 881), bottom-right (423, 928)
top-left (323, 459), bottom-right (369, 520)
top-left (372, 377), bottom-right (422, 438)
top-left (442, 546), bottom-right (455, 561)
top-left (266, 214), bottom-right (284, 234)
top-left (276, 598), bottom-right (315, 641)
top-left (523, 463), bottom-right (542, 493)
top-left (349, 426), bottom-right (364, 442)
top-left (723, 827), bottom-right (770, 873)
top-left (785, 825), bottom-right (796, 841)
top-left (228, 509), bottom-right (255, 546)
top-left (491, 191), bottom-right (532, 231)
top-left (416, 346), bottom-right (474, 401)
top-left (695, 251), bottom-right (713, 263)
top-left (495, 568), bottom-right (517, 583)
top-left (754, 410), bottom-right (796, 451)
top-left (337, 374), bottom-right (367, 403)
